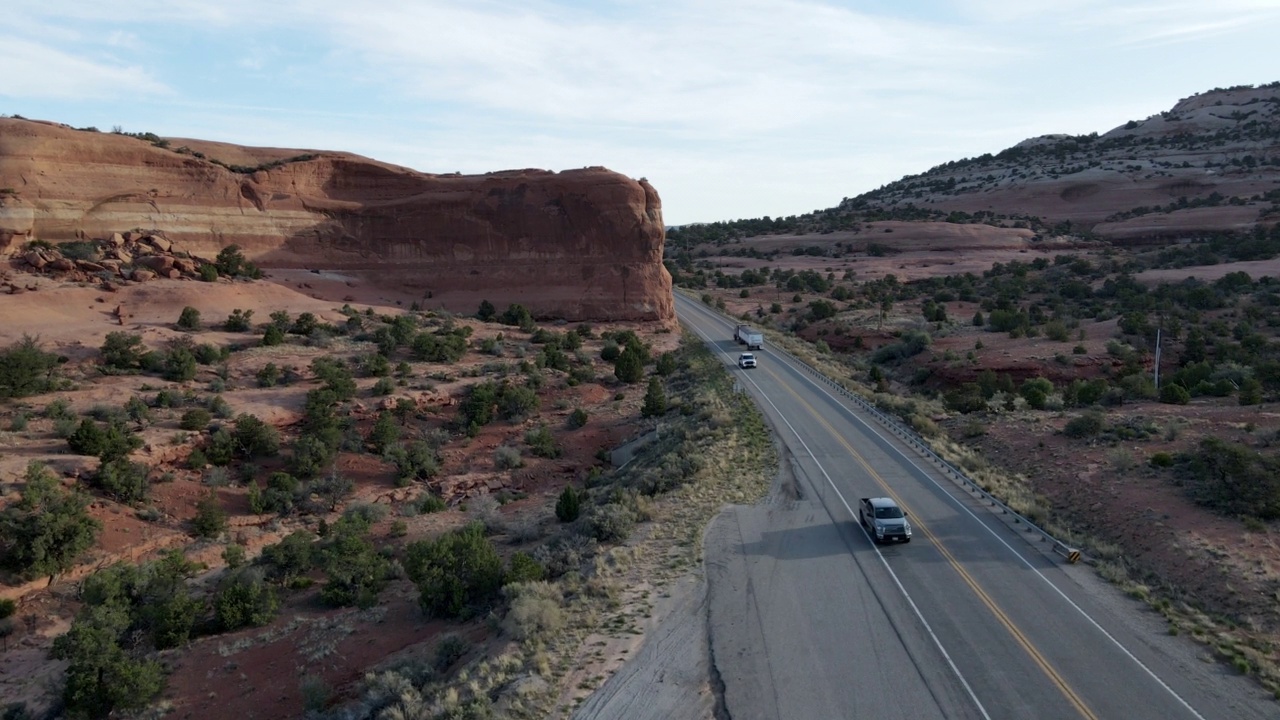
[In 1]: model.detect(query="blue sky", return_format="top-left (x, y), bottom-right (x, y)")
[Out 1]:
top-left (4, 1), bottom-right (1279, 225)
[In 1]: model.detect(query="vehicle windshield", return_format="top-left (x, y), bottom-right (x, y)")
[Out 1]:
top-left (875, 506), bottom-right (903, 519)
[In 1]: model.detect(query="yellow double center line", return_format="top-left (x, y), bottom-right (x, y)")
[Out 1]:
top-left (780, 380), bottom-right (1100, 720)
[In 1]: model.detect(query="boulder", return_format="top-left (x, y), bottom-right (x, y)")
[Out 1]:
top-left (108, 232), bottom-right (125, 247)
top-left (173, 258), bottom-right (197, 274)
top-left (23, 251), bottom-right (46, 269)
top-left (131, 268), bottom-right (156, 282)
top-left (111, 249), bottom-right (132, 264)
top-left (136, 255), bottom-right (174, 272)
top-left (75, 260), bottom-right (106, 273)
top-left (145, 235), bottom-right (171, 252)
top-left (49, 257), bottom-right (74, 271)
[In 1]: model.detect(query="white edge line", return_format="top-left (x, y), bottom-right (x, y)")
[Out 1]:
top-left (687, 296), bottom-right (1209, 720)
top-left (679, 303), bottom-right (994, 720)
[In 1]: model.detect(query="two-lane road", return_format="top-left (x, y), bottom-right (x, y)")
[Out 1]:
top-left (680, 293), bottom-right (1275, 720)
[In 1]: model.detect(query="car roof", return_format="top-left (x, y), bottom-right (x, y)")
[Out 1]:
top-left (865, 497), bottom-right (898, 507)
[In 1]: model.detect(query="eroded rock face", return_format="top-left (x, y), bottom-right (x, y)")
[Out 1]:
top-left (0, 118), bottom-right (672, 321)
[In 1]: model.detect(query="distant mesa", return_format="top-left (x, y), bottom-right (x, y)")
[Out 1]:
top-left (0, 118), bottom-right (672, 322)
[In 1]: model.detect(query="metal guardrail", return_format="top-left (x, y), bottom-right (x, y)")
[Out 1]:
top-left (679, 292), bottom-right (1083, 564)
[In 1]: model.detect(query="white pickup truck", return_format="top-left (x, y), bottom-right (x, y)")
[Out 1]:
top-left (737, 352), bottom-right (757, 369)
top-left (859, 497), bottom-right (911, 544)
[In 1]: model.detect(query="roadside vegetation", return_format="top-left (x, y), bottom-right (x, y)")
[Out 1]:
top-left (0, 288), bottom-right (775, 718)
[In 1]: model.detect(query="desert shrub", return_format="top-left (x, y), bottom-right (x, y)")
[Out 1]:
top-left (613, 346), bottom-right (645, 383)
top-left (0, 335), bottom-right (61, 399)
top-left (1180, 437), bottom-right (1280, 519)
top-left (385, 441), bottom-right (440, 484)
top-left (204, 428), bottom-right (235, 466)
top-left (524, 424), bottom-right (561, 458)
top-left (0, 462), bottom-right (100, 578)
top-left (585, 502), bottom-right (636, 543)
top-left (179, 407), bottom-right (211, 431)
top-left (213, 567), bottom-right (278, 630)
top-left (656, 351), bottom-right (678, 376)
top-left (555, 485), bottom-right (581, 523)
top-left (1160, 383), bottom-right (1191, 405)
top-left (502, 580), bottom-right (562, 641)
top-left (311, 357), bottom-right (356, 400)
top-left (176, 306), bottom-right (201, 331)
top-left (1150, 452), bottom-right (1174, 468)
top-left (191, 490), bottom-right (228, 538)
top-left (316, 517), bottom-right (389, 608)
top-left (642, 377), bottom-right (668, 417)
top-left (223, 308), bottom-right (254, 332)
top-left (100, 332), bottom-right (147, 371)
top-left (94, 459), bottom-right (150, 504)
top-left (220, 544), bottom-right (246, 570)
top-left (371, 377), bottom-right (394, 396)
top-left (477, 299), bottom-right (497, 322)
top-left (261, 324), bottom-right (285, 346)
top-left (493, 445), bottom-right (523, 470)
top-left (43, 398), bottom-right (75, 420)
top-left (366, 411), bottom-right (400, 454)
top-left (532, 534), bottom-right (597, 578)
top-left (1019, 377), bottom-right (1054, 410)
top-left (409, 330), bottom-right (469, 363)
top-left (68, 418), bottom-right (142, 462)
top-left (290, 433), bottom-right (337, 479)
top-left (870, 330), bottom-right (931, 364)
top-left (51, 605), bottom-right (164, 718)
top-left (1044, 320), bottom-right (1070, 342)
top-left (233, 413), bottom-right (280, 459)
top-left (1063, 412), bottom-right (1105, 439)
top-left (406, 523), bottom-right (504, 619)
top-left (498, 382), bottom-right (539, 421)
top-left (198, 263), bottom-right (218, 282)
top-left (192, 343), bottom-right (225, 365)
top-left (568, 407), bottom-right (589, 429)
top-left (161, 345), bottom-right (197, 382)
top-left (434, 633), bottom-right (470, 672)
top-left (213, 245), bottom-right (260, 279)
top-left (418, 493), bottom-right (447, 514)
top-left (256, 362), bottom-right (281, 387)
top-left (0, 599), bottom-right (15, 620)
top-left (310, 470), bottom-right (355, 512)
top-left (259, 531), bottom-right (315, 583)
top-left (124, 395), bottom-right (151, 426)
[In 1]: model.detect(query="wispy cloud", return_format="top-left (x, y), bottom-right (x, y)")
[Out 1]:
top-left (0, 37), bottom-right (169, 100)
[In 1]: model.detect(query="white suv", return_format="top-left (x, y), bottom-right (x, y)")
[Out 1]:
top-left (738, 352), bottom-right (757, 369)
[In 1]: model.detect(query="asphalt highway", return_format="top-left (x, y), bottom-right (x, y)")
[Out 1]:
top-left (680, 293), bottom-right (1275, 720)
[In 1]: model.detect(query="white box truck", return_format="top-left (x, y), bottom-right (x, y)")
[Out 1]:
top-left (734, 324), bottom-right (763, 350)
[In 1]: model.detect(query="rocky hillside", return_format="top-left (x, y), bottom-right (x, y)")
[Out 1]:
top-left (672, 82), bottom-right (1280, 249)
top-left (0, 118), bottom-right (672, 321)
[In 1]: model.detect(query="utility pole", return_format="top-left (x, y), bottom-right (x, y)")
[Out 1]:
top-left (1153, 327), bottom-right (1162, 390)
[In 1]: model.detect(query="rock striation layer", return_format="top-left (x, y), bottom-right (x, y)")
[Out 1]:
top-left (0, 118), bottom-right (672, 321)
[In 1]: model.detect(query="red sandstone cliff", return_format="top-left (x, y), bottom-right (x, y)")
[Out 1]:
top-left (0, 118), bottom-right (672, 321)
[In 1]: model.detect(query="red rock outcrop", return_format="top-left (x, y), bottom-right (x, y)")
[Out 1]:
top-left (0, 118), bottom-right (672, 321)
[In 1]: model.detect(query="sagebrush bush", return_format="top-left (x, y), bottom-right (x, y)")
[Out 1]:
top-left (1063, 412), bottom-right (1104, 439)
top-left (493, 445), bottom-right (523, 470)
top-left (585, 502), bottom-right (636, 543)
top-left (502, 581), bottom-right (564, 641)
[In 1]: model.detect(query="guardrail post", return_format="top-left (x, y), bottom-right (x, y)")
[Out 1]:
top-left (1052, 543), bottom-right (1082, 564)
